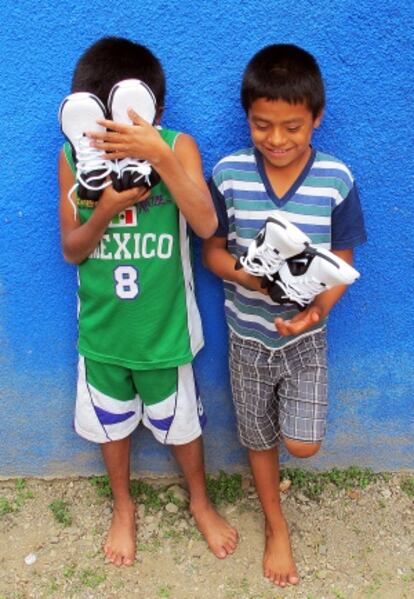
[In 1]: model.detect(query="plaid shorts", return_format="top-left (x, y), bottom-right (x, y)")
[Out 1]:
top-left (229, 329), bottom-right (328, 450)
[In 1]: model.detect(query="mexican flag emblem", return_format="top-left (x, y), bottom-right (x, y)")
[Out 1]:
top-left (109, 206), bottom-right (137, 228)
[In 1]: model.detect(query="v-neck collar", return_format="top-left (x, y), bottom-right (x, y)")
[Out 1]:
top-left (254, 147), bottom-right (316, 207)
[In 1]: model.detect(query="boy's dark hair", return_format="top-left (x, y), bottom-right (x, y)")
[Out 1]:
top-left (71, 37), bottom-right (166, 109)
top-left (241, 44), bottom-right (325, 118)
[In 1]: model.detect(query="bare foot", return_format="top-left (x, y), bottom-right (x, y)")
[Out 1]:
top-left (191, 501), bottom-right (238, 559)
top-left (103, 498), bottom-right (136, 566)
top-left (263, 518), bottom-right (299, 586)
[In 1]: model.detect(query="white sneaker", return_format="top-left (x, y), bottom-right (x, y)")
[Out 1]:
top-left (108, 79), bottom-right (160, 191)
top-left (235, 215), bottom-right (311, 278)
top-left (265, 247), bottom-right (360, 308)
top-left (59, 92), bottom-right (113, 202)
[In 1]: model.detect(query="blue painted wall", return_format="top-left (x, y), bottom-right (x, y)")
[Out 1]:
top-left (0, 0), bottom-right (413, 476)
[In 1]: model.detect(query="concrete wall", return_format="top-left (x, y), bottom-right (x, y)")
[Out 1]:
top-left (0, 0), bottom-right (413, 476)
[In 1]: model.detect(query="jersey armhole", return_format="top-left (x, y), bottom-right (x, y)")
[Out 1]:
top-left (63, 142), bottom-right (76, 175)
top-left (159, 128), bottom-right (181, 150)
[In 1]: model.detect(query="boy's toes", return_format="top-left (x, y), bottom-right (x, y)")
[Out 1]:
top-left (224, 541), bottom-right (236, 555)
top-left (265, 569), bottom-right (274, 582)
top-left (191, 502), bottom-right (238, 559)
top-left (122, 556), bottom-right (134, 566)
top-left (103, 546), bottom-right (113, 561)
top-left (115, 553), bottom-right (124, 567)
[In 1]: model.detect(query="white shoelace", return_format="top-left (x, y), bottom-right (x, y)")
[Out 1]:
top-left (115, 159), bottom-right (152, 187)
top-left (239, 243), bottom-right (284, 279)
top-left (68, 137), bottom-right (113, 218)
top-left (275, 276), bottom-right (325, 307)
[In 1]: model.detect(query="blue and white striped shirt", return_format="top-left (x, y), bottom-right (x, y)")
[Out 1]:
top-left (210, 147), bottom-right (367, 349)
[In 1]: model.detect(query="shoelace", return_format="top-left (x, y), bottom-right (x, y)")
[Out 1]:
top-left (275, 276), bottom-right (325, 308)
top-left (239, 243), bottom-right (284, 279)
top-left (68, 136), bottom-right (113, 217)
top-left (115, 159), bottom-right (152, 187)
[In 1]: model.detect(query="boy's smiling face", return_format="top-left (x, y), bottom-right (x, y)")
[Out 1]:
top-left (248, 98), bottom-right (322, 175)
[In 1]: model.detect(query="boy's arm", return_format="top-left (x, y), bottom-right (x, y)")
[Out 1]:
top-left (88, 111), bottom-right (217, 239)
top-left (275, 248), bottom-right (353, 337)
top-left (59, 149), bottom-right (149, 264)
top-left (159, 132), bottom-right (218, 238)
top-left (202, 236), bottom-right (266, 293)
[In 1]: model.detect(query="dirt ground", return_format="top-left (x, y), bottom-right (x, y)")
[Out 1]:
top-left (0, 471), bottom-right (413, 599)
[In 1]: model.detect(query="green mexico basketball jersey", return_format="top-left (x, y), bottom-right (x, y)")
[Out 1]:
top-left (64, 128), bottom-right (204, 369)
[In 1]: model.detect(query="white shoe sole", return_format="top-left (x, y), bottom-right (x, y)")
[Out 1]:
top-left (108, 79), bottom-right (156, 125)
top-left (58, 92), bottom-right (106, 143)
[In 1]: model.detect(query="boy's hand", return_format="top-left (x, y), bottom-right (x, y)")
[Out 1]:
top-left (240, 271), bottom-right (269, 295)
top-left (275, 305), bottom-right (323, 337)
top-left (97, 183), bottom-right (150, 220)
top-left (88, 111), bottom-right (168, 165)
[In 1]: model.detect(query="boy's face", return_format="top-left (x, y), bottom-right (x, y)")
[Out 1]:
top-left (248, 98), bottom-right (322, 173)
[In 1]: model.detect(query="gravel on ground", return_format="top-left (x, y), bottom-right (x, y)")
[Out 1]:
top-left (0, 471), bottom-right (413, 599)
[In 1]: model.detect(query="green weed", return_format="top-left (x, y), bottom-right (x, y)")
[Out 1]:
top-left (280, 466), bottom-right (379, 499)
top-left (0, 497), bottom-right (13, 518)
top-left (79, 568), bottom-right (106, 588)
top-left (49, 499), bottom-right (72, 527)
top-left (130, 479), bottom-right (163, 508)
top-left (156, 586), bottom-right (172, 598)
top-left (0, 479), bottom-right (34, 517)
top-left (163, 528), bottom-right (181, 540)
top-left (89, 475), bottom-right (112, 498)
top-left (400, 476), bottom-right (414, 498)
top-left (365, 574), bottom-right (383, 597)
top-left (90, 475), bottom-right (167, 509)
top-left (88, 466), bottom-right (389, 509)
top-left (15, 479), bottom-right (34, 509)
top-left (63, 564), bottom-right (76, 578)
top-left (47, 578), bottom-right (59, 595)
top-left (15, 478), bottom-right (26, 491)
top-left (280, 468), bottom-right (324, 499)
top-left (325, 466), bottom-right (376, 490)
top-left (240, 576), bottom-right (249, 592)
top-left (138, 538), bottom-right (162, 552)
top-left (207, 471), bottom-right (243, 504)
top-left (224, 576), bottom-right (257, 599)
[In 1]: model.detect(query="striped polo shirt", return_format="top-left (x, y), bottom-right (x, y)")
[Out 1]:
top-left (210, 146), bottom-right (367, 350)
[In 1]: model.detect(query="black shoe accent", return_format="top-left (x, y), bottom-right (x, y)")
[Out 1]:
top-left (77, 176), bottom-right (108, 201)
top-left (111, 167), bottom-right (160, 192)
top-left (264, 275), bottom-right (307, 310)
top-left (263, 248), bottom-right (319, 310)
top-left (285, 250), bottom-right (316, 275)
top-left (234, 258), bottom-right (243, 271)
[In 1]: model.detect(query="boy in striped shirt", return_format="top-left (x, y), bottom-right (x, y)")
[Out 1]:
top-left (203, 44), bottom-right (366, 587)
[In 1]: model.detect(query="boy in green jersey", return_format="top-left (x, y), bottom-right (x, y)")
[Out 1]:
top-left (59, 37), bottom-right (237, 566)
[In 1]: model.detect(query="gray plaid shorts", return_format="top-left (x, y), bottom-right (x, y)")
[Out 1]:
top-left (229, 329), bottom-right (328, 450)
